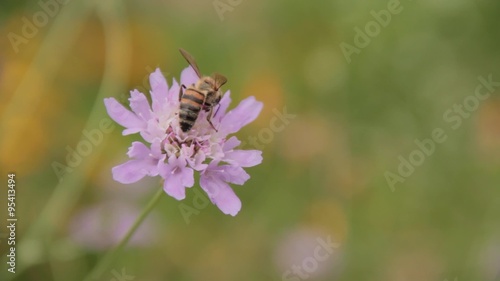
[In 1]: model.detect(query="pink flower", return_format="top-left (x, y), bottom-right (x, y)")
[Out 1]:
top-left (69, 201), bottom-right (158, 250)
top-left (104, 67), bottom-right (263, 216)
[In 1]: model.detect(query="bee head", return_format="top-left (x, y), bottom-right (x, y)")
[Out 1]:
top-left (215, 93), bottom-right (222, 104)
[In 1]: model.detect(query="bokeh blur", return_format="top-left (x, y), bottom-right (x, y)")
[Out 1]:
top-left (1, 0), bottom-right (500, 280)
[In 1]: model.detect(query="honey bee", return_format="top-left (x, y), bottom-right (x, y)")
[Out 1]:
top-left (178, 48), bottom-right (227, 132)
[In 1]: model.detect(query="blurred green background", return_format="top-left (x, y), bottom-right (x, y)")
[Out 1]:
top-left (1, 0), bottom-right (500, 280)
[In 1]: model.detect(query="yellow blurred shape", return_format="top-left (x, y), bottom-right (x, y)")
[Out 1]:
top-left (327, 156), bottom-right (372, 199)
top-left (475, 99), bottom-right (500, 165)
top-left (0, 59), bottom-right (56, 174)
top-left (303, 199), bottom-right (349, 244)
top-left (128, 22), bottom-right (172, 86)
top-left (191, 224), bottom-right (267, 281)
top-left (57, 19), bottom-right (105, 83)
top-left (384, 240), bottom-right (444, 281)
top-left (241, 71), bottom-right (285, 128)
top-left (280, 114), bottom-right (336, 163)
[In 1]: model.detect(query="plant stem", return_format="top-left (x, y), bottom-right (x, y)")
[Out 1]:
top-left (83, 187), bottom-right (164, 281)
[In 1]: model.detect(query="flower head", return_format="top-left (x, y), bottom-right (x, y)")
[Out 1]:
top-left (104, 67), bottom-right (263, 216)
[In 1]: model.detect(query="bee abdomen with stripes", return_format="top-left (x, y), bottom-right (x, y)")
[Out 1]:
top-left (179, 89), bottom-right (203, 132)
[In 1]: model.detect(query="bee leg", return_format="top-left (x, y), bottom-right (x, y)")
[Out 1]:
top-left (213, 104), bottom-right (221, 118)
top-left (179, 84), bottom-right (186, 101)
top-left (206, 107), bottom-right (218, 132)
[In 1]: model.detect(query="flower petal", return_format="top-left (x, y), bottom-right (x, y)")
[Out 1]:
top-left (104, 98), bottom-right (144, 135)
top-left (223, 136), bottom-right (241, 151)
top-left (163, 172), bottom-right (185, 200)
top-left (224, 150), bottom-right (263, 167)
top-left (159, 156), bottom-right (194, 200)
top-left (180, 166), bottom-right (195, 187)
top-left (117, 142), bottom-right (160, 179)
top-left (150, 138), bottom-right (163, 158)
top-left (180, 66), bottom-right (199, 86)
top-left (188, 150), bottom-right (208, 171)
top-left (141, 118), bottom-right (166, 143)
top-left (129, 90), bottom-right (153, 121)
top-left (219, 96), bottom-right (263, 135)
top-left (149, 68), bottom-right (169, 112)
top-left (200, 174), bottom-right (242, 216)
top-left (167, 78), bottom-right (181, 105)
top-left (218, 165), bottom-right (250, 185)
top-left (112, 160), bottom-right (149, 184)
top-left (213, 91), bottom-right (231, 123)
top-left (127, 142), bottom-right (150, 159)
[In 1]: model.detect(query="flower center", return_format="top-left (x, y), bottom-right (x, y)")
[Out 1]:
top-left (161, 125), bottom-right (205, 159)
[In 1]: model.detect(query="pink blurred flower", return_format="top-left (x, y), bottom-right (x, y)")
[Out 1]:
top-left (69, 201), bottom-right (158, 250)
top-left (274, 228), bottom-right (343, 280)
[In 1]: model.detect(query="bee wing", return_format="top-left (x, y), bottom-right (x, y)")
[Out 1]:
top-left (212, 72), bottom-right (227, 90)
top-left (179, 48), bottom-right (202, 78)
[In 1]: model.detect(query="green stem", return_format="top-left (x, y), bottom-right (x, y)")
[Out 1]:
top-left (83, 188), bottom-right (164, 281)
